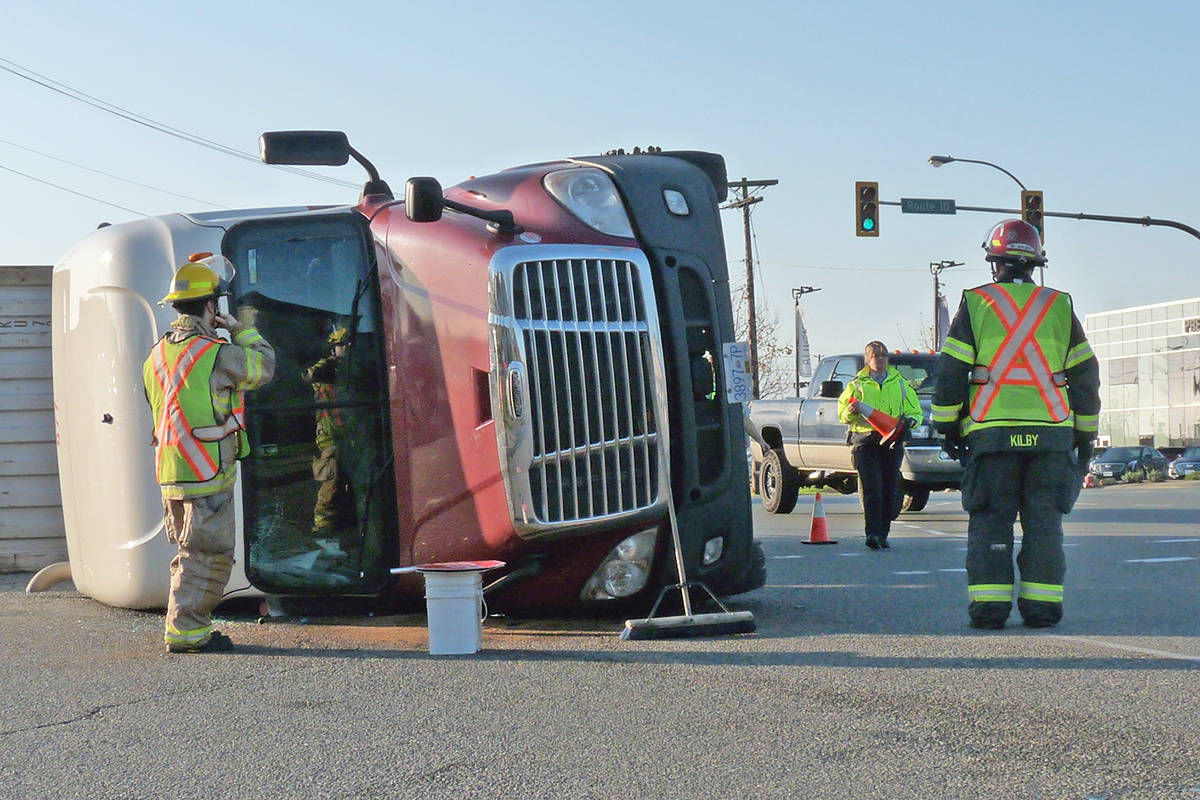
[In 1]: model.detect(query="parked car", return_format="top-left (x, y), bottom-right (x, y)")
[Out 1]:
top-left (1088, 445), bottom-right (1170, 481)
top-left (1168, 447), bottom-right (1200, 479)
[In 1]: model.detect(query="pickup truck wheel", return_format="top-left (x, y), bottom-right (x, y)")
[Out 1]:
top-left (901, 486), bottom-right (930, 513)
top-left (760, 449), bottom-right (800, 514)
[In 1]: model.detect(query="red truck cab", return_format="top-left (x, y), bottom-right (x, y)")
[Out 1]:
top-left (53, 132), bottom-right (763, 614)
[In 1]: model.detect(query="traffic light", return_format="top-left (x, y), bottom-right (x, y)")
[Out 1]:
top-left (1021, 190), bottom-right (1044, 241)
top-left (855, 181), bottom-right (879, 237)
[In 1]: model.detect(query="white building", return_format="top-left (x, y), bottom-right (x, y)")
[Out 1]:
top-left (1084, 296), bottom-right (1200, 449)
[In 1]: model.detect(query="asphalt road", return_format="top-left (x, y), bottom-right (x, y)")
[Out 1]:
top-left (2, 481), bottom-right (1198, 799)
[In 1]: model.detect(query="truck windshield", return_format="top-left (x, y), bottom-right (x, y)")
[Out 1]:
top-left (891, 360), bottom-right (935, 396)
top-left (224, 213), bottom-right (396, 595)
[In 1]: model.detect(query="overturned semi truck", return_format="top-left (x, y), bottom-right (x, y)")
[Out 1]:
top-left (51, 132), bottom-right (764, 614)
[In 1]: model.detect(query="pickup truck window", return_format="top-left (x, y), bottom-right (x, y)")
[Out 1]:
top-left (808, 359), bottom-right (836, 397)
top-left (831, 358), bottom-right (859, 386)
top-left (891, 361), bottom-right (935, 396)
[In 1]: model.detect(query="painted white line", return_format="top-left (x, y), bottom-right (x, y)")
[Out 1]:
top-left (769, 555), bottom-right (806, 560)
top-left (939, 568), bottom-right (967, 573)
top-left (839, 552), bottom-right (862, 557)
top-left (1125, 556), bottom-right (1197, 564)
top-left (893, 570), bottom-right (931, 575)
top-left (1157, 538), bottom-right (1200, 543)
top-left (1048, 635), bottom-right (1200, 664)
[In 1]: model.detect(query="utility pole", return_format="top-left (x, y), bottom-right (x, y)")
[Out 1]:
top-left (929, 260), bottom-right (963, 349)
top-left (791, 286), bottom-right (820, 396)
top-left (723, 177), bottom-right (778, 398)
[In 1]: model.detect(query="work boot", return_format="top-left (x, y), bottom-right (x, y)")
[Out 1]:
top-left (1022, 617), bottom-right (1058, 629)
top-left (865, 537), bottom-right (881, 550)
top-left (166, 631), bottom-right (235, 654)
top-left (878, 538), bottom-right (890, 549)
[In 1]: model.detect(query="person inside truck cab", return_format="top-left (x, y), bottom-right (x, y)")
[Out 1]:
top-left (304, 326), bottom-right (355, 554)
top-left (837, 341), bottom-right (922, 550)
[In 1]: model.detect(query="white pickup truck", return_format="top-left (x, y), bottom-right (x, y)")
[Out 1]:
top-left (745, 351), bottom-right (962, 515)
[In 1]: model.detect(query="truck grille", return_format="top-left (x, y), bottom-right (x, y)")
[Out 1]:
top-left (490, 247), bottom-right (666, 537)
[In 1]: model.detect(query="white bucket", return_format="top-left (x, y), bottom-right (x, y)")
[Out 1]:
top-left (423, 570), bottom-right (484, 655)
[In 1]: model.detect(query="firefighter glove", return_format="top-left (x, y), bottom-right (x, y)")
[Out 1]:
top-left (1074, 433), bottom-right (1095, 477)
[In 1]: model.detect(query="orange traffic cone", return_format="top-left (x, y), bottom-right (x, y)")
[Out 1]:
top-left (801, 491), bottom-right (837, 545)
top-left (856, 400), bottom-right (902, 445)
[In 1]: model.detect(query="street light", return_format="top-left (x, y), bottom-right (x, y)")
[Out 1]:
top-left (929, 260), bottom-right (963, 350)
top-left (928, 155), bottom-right (1026, 190)
top-left (928, 154), bottom-right (1043, 285)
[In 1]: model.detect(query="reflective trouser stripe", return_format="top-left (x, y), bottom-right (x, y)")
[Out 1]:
top-left (1018, 581), bottom-right (1064, 603)
top-left (165, 622), bottom-right (212, 645)
top-left (969, 583), bottom-right (1014, 602)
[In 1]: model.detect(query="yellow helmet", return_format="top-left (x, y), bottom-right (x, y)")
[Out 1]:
top-left (159, 252), bottom-right (234, 305)
top-left (328, 327), bottom-right (349, 346)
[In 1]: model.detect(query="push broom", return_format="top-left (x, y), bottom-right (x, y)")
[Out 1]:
top-left (621, 393), bottom-right (756, 640)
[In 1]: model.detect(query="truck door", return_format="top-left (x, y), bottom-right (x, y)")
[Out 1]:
top-left (800, 356), bottom-right (859, 470)
top-left (222, 211), bottom-right (397, 595)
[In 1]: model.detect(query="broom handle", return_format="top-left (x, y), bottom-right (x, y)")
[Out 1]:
top-left (665, 487), bottom-right (694, 617)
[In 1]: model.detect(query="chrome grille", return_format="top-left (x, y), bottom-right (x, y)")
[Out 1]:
top-left (490, 247), bottom-right (666, 537)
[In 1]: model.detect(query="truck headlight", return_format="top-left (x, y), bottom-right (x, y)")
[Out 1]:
top-left (544, 168), bottom-right (634, 238)
top-left (702, 536), bottom-right (724, 565)
top-left (581, 529), bottom-right (656, 601)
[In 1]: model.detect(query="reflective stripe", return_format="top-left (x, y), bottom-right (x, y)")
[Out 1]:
top-left (151, 337), bottom-right (220, 480)
top-left (1064, 340), bottom-right (1095, 370)
top-left (1018, 581), bottom-right (1063, 603)
top-left (164, 622), bottom-right (213, 645)
top-left (970, 284), bottom-right (1070, 423)
top-left (941, 336), bottom-right (974, 364)
top-left (1074, 412), bottom-right (1099, 434)
top-left (931, 402), bottom-right (961, 424)
top-left (969, 583), bottom-right (1014, 602)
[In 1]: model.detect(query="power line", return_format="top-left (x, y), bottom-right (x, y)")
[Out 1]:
top-left (0, 57), bottom-right (359, 189)
top-left (0, 136), bottom-right (227, 208)
top-left (0, 163), bottom-right (147, 216)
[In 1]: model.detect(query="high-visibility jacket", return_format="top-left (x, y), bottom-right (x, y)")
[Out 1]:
top-left (932, 280), bottom-right (1100, 451)
top-left (837, 365), bottom-right (923, 434)
top-left (143, 316), bottom-right (274, 498)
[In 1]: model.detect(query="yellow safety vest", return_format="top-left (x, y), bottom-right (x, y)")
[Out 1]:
top-left (143, 335), bottom-right (246, 485)
top-left (942, 283), bottom-right (1075, 435)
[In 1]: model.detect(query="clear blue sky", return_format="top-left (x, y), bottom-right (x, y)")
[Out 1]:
top-left (3, 1), bottom-right (1196, 385)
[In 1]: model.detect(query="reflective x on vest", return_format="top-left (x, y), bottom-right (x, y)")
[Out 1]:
top-left (150, 337), bottom-right (220, 480)
top-left (970, 284), bottom-right (1069, 423)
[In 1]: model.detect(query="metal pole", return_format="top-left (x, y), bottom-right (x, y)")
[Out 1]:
top-left (791, 286), bottom-right (820, 396)
top-left (887, 201), bottom-right (1200, 242)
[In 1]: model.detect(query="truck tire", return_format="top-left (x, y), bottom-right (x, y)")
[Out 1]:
top-left (760, 449), bottom-right (800, 514)
top-left (901, 486), bottom-right (931, 513)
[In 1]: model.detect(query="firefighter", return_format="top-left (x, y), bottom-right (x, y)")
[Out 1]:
top-left (837, 341), bottom-right (923, 550)
top-left (932, 220), bottom-right (1100, 630)
top-left (304, 327), bottom-right (352, 547)
top-left (142, 252), bottom-right (275, 653)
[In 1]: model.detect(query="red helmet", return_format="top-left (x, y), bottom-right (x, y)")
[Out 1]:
top-left (982, 219), bottom-right (1046, 266)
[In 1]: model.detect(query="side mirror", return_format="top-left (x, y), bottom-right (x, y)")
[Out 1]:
top-left (259, 131), bottom-right (350, 166)
top-left (819, 380), bottom-right (843, 398)
top-left (406, 177), bottom-right (444, 223)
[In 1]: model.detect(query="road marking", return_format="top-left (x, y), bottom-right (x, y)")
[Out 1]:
top-left (939, 568), bottom-right (967, 573)
top-left (768, 555), bottom-right (805, 560)
top-left (1157, 538), bottom-right (1200, 543)
top-left (839, 552), bottom-right (862, 557)
top-left (893, 570), bottom-right (930, 575)
top-left (1125, 556), bottom-right (1196, 564)
top-left (1048, 635), bottom-right (1200, 664)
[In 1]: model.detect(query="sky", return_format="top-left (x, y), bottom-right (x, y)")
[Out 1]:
top-left (3, 1), bottom-right (1197, 394)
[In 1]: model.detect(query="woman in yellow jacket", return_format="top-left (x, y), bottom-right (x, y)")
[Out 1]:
top-left (837, 341), bottom-right (923, 549)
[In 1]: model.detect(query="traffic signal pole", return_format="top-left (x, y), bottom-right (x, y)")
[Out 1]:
top-left (881, 200), bottom-right (1200, 242)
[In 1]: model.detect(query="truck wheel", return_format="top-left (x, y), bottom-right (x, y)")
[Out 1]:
top-left (760, 449), bottom-right (799, 514)
top-left (901, 486), bottom-right (930, 513)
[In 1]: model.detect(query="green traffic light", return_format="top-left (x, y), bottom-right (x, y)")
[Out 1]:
top-left (862, 219), bottom-right (875, 231)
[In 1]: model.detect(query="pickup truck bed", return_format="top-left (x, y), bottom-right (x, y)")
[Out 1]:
top-left (746, 351), bottom-right (962, 515)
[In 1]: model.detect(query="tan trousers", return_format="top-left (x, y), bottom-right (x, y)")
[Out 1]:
top-left (162, 492), bottom-right (235, 648)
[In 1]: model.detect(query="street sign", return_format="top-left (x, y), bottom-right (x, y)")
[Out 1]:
top-left (901, 198), bottom-right (957, 214)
